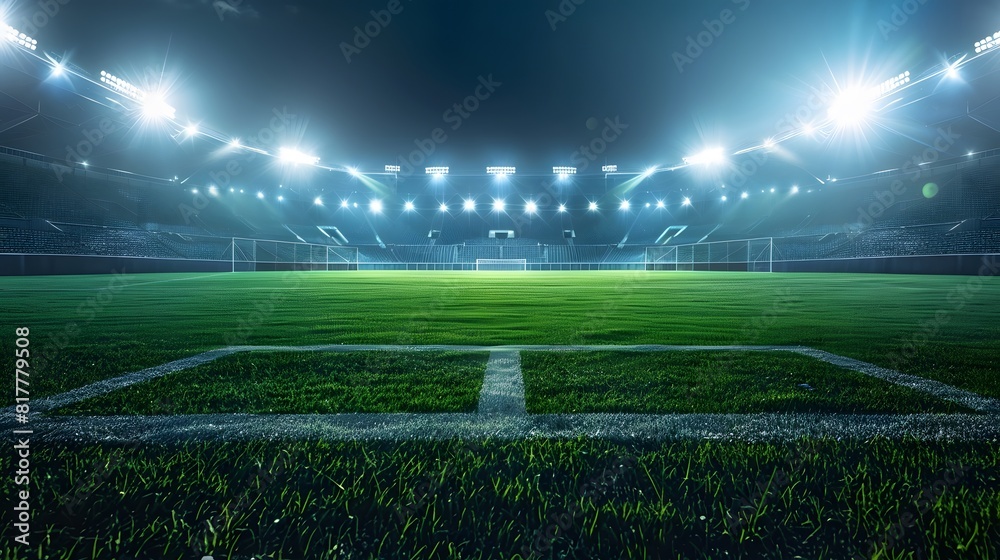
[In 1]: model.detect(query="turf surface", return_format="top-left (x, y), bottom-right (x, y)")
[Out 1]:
top-left (7, 438), bottom-right (998, 560)
top-left (521, 351), bottom-right (971, 414)
top-left (53, 351), bottom-right (489, 415)
top-left (3, 271), bottom-right (998, 404)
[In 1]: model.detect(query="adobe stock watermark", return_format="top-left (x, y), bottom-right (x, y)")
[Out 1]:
top-left (673, 0), bottom-right (751, 73)
top-left (394, 74), bottom-right (502, 177)
top-left (178, 106), bottom-right (300, 224)
top-left (10, 0), bottom-right (71, 38)
top-left (544, 0), bottom-right (585, 31)
top-left (340, 0), bottom-right (414, 63)
top-left (877, 0), bottom-right (930, 41)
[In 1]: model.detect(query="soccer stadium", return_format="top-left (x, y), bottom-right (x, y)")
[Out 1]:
top-left (2, 1), bottom-right (1000, 559)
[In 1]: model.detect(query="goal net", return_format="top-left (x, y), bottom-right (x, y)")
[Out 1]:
top-left (231, 238), bottom-right (358, 271)
top-left (645, 238), bottom-right (773, 272)
top-left (475, 258), bottom-right (528, 271)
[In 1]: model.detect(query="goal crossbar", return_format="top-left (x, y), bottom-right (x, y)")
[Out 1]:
top-left (475, 258), bottom-right (527, 271)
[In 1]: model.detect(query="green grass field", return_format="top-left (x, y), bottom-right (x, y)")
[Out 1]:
top-left (521, 351), bottom-right (971, 414)
top-left (3, 270), bottom-right (999, 559)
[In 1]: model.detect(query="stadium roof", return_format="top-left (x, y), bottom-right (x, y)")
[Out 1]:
top-left (2, 0), bottom-right (1000, 194)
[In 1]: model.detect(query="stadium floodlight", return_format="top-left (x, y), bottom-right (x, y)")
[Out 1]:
top-left (52, 62), bottom-right (65, 77)
top-left (683, 148), bottom-right (725, 166)
top-left (870, 71), bottom-right (910, 98)
top-left (340, 200), bottom-right (349, 208)
top-left (369, 199), bottom-right (383, 214)
top-left (619, 200), bottom-right (630, 211)
top-left (404, 201), bottom-right (415, 212)
top-left (347, 167), bottom-right (361, 177)
top-left (3, 23), bottom-right (38, 50)
top-left (439, 203), bottom-right (449, 212)
top-left (492, 198), bottom-right (506, 212)
top-left (602, 164), bottom-right (618, 173)
top-left (257, 191), bottom-right (265, 199)
top-left (229, 187), bottom-right (234, 193)
top-left (721, 195), bottom-right (727, 202)
top-left (553, 166), bottom-right (577, 176)
top-left (191, 188), bottom-right (198, 194)
top-left (763, 138), bottom-right (775, 149)
top-left (486, 166), bottom-right (516, 176)
top-left (142, 94), bottom-right (176, 120)
top-left (279, 148), bottom-right (319, 166)
top-left (770, 187), bottom-right (776, 193)
top-left (524, 200), bottom-right (538, 214)
top-left (588, 201), bottom-right (599, 211)
top-left (314, 197), bottom-right (323, 206)
top-left (425, 166), bottom-right (449, 176)
top-left (642, 166), bottom-right (658, 178)
top-left (829, 87), bottom-right (877, 127)
top-left (81, 161), bottom-right (88, 167)
top-left (645, 202), bottom-right (651, 208)
top-left (682, 197), bottom-right (692, 207)
top-left (741, 191), bottom-right (749, 199)
top-left (184, 124), bottom-right (199, 137)
top-left (230, 138), bottom-right (242, 148)
top-left (974, 31), bottom-right (1000, 54)
top-left (557, 204), bottom-right (567, 213)
top-left (208, 186), bottom-right (218, 196)
top-left (277, 195), bottom-right (284, 202)
top-left (385, 164), bottom-right (401, 173)
top-left (656, 200), bottom-right (665, 209)
top-left (463, 198), bottom-right (476, 212)
top-left (791, 186), bottom-right (799, 194)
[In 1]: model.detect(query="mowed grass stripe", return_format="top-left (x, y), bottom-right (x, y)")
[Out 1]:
top-left (52, 351), bottom-right (489, 415)
top-left (521, 351), bottom-right (972, 414)
top-left (2, 271), bottom-right (998, 402)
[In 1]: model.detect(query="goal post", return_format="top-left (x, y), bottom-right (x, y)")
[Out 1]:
top-left (231, 238), bottom-right (358, 271)
top-left (644, 238), bottom-right (773, 272)
top-left (475, 258), bottom-right (528, 271)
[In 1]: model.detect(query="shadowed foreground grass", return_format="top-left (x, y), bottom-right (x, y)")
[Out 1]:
top-left (5, 438), bottom-right (998, 559)
top-left (521, 351), bottom-right (972, 414)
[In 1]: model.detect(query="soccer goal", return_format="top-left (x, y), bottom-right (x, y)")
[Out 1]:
top-left (231, 238), bottom-right (358, 271)
top-left (645, 238), bottom-right (773, 272)
top-left (475, 258), bottom-right (528, 271)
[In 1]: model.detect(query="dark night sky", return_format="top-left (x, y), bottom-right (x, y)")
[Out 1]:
top-left (3, 0), bottom-right (1000, 185)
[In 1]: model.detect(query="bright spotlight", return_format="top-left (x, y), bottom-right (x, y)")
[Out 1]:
top-left (3, 24), bottom-right (38, 50)
top-left (645, 202), bottom-right (651, 208)
top-left (721, 195), bottom-right (727, 202)
top-left (870, 71), bottom-right (911, 98)
top-left (553, 166), bottom-right (577, 177)
top-left (642, 167), bottom-right (658, 177)
top-left (558, 173), bottom-right (568, 180)
top-left (525, 200), bottom-right (538, 214)
top-left (208, 186), bottom-right (218, 196)
top-left (588, 201), bottom-right (599, 212)
top-left (619, 200), bottom-right (630, 211)
top-left (974, 31), bottom-right (1000, 54)
top-left (229, 187), bottom-right (234, 193)
top-left (439, 203), bottom-right (449, 212)
top-left (791, 186), bottom-right (799, 194)
top-left (314, 197), bottom-right (323, 206)
top-left (369, 199), bottom-right (383, 214)
top-left (141, 95), bottom-right (176, 120)
top-left (463, 198), bottom-right (476, 212)
top-left (385, 165), bottom-right (401, 173)
top-left (340, 200), bottom-right (349, 208)
top-left (184, 124), bottom-right (199, 137)
top-left (682, 197), bottom-right (692, 207)
top-left (683, 148), bottom-right (725, 166)
top-left (486, 166), bottom-right (516, 176)
top-left (425, 167), bottom-right (450, 175)
top-left (52, 62), bottom-right (65, 77)
top-left (404, 201), bottom-right (416, 212)
top-left (741, 191), bottom-right (749, 199)
top-left (191, 188), bottom-right (198, 194)
top-left (557, 204), bottom-right (567, 213)
top-left (829, 87), bottom-right (876, 127)
top-left (763, 138), bottom-right (775, 149)
top-left (656, 200), bottom-right (665, 209)
top-left (279, 148), bottom-right (320, 166)
top-left (231, 139), bottom-right (242, 148)
top-left (257, 191), bottom-right (265, 199)
top-left (946, 64), bottom-right (960, 79)
top-left (802, 123), bottom-right (815, 136)
top-left (347, 167), bottom-right (360, 177)
top-left (492, 198), bottom-right (506, 212)
top-left (277, 195), bottom-right (284, 202)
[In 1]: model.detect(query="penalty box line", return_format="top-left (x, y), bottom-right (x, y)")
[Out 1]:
top-left (4, 344), bottom-right (997, 428)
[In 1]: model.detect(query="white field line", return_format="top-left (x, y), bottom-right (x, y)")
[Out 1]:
top-left (6, 345), bottom-right (999, 440)
top-left (478, 351), bottom-right (525, 415)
